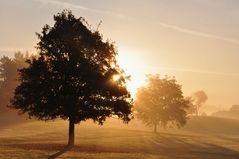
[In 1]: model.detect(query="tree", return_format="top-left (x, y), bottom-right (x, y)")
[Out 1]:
top-left (185, 96), bottom-right (197, 116)
top-left (134, 74), bottom-right (190, 133)
top-left (192, 90), bottom-right (208, 116)
top-left (10, 10), bottom-right (133, 147)
top-left (0, 52), bottom-right (29, 114)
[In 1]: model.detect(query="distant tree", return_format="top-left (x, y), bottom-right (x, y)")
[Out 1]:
top-left (192, 90), bottom-right (208, 116)
top-left (134, 74), bottom-right (190, 133)
top-left (0, 52), bottom-right (29, 113)
top-left (9, 10), bottom-right (133, 147)
top-left (185, 96), bottom-right (197, 115)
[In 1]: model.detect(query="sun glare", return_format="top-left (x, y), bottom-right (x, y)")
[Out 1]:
top-left (112, 74), bottom-right (120, 81)
top-left (117, 48), bottom-right (147, 97)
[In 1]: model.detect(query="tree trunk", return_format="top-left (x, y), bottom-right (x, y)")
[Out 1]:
top-left (68, 116), bottom-right (75, 147)
top-left (196, 105), bottom-right (199, 116)
top-left (154, 124), bottom-right (157, 133)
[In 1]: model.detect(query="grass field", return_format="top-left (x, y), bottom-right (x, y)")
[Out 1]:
top-left (0, 116), bottom-right (239, 159)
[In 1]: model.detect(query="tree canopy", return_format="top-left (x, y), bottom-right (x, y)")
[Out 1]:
top-left (10, 10), bottom-right (133, 146)
top-left (134, 74), bottom-right (190, 132)
top-left (192, 90), bottom-right (208, 116)
top-left (0, 52), bottom-right (29, 113)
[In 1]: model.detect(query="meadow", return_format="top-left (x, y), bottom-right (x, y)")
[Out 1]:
top-left (0, 116), bottom-right (239, 159)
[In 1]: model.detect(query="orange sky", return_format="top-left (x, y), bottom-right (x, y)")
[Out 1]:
top-left (1, 0), bottom-right (239, 113)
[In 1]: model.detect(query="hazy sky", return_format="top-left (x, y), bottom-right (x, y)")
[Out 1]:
top-left (1, 0), bottom-right (239, 113)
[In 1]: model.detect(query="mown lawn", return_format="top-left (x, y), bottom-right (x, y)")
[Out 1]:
top-left (0, 117), bottom-right (239, 159)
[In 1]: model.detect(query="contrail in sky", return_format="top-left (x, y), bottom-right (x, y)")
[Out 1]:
top-left (34, 0), bottom-right (239, 45)
top-left (33, 0), bottom-right (126, 19)
top-left (158, 22), bottom-right (239, 45)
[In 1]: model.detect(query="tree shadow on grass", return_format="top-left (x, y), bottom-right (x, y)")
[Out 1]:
top-left (48, 145), bottom-right (71, 159)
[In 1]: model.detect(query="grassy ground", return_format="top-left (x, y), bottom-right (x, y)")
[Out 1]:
top-left (0, 116), bottom-right (239, 159)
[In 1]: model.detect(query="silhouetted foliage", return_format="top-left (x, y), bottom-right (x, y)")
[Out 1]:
top-left (192, 90), bottom-right (208, 116)
top-left (10, 10), bottom-right (133, 146)
top-left (0, 52), bottom-right (29, 113)
top-left (134, 74), bottom-right (190, 132)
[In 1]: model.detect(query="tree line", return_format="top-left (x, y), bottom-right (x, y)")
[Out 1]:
top-left (0, 10), bottom-right (207, 147)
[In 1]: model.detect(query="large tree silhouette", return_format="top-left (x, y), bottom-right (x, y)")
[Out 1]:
top-left (134, 75), bottom-right (190, 133)
top-left (10, 10), bottom-right (133, 146)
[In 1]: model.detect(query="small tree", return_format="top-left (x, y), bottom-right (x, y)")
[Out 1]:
top-left (192, 90), bottom-right (208, 116)
top-left (10, 10), bottom-right (133, 146)
top-left (134, 74), bottom-right (190, 133)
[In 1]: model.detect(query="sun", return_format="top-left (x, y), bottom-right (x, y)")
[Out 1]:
top-left (116, 48), bottom-right (147, 97)
top-left (112, 74), bottom-right (120, 81)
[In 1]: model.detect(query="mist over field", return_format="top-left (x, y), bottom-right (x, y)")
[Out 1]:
top-left (0, 117), bottom-right (239, 159)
